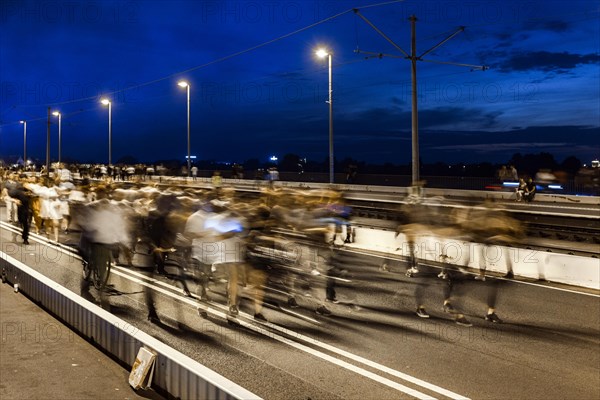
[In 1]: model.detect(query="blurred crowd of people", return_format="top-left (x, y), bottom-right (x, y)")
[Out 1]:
top-left (1, 168), bottom-right (526, 328)
top-left (1, 169), bottom-right (354, 322)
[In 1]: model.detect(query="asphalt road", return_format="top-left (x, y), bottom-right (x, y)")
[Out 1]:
top-left (1, 223), bottom-right (599, 400)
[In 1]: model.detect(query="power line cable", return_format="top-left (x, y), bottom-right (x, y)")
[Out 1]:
top-left (39, 0), bottom-right (404, 108)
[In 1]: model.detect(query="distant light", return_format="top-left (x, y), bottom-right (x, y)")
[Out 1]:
top-left (548, 184), bottom-right (563, 190)
top-left (270, 156), bottom-right (278, 162)
top-left (178, 81), bottom-right (189, 88)
top-left (52, 111), bottom-right (60, 116)
top-left (100, 98), bottom-right (110, 105)
top-left (502, 182), bottom-right (519, 187)
top-left (316, 48), bottom-right (329, 58)
top-left (185, 155), bottom-right (196, 159)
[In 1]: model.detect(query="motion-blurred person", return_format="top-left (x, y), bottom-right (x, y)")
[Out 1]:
top-left (144, 195), bottom-right (183, 322)
top-left (184, 201), bottom-right (217, 308)
top-left (1, 177), bottom-right (18, 223)
top-left (516, 178), bottom-right (527, 202)
top-left (146, 195), bottom-right (181, 275)
top-left (9, 185), bottom-right (33, 245)
top-left (211, 171), bottom-right (223, 189)
top-left (57, 188), bottom-right (71, 233)
top-left (346, 164), bottom-right (358, 184)
top-left (464, 201), bottom-right (523, 323)
top-left (34, 183), bottom-right (62, 242)
top-left (204, 206), bottom-right (249, 318)
top-left (524, 178), bottom-right (536, 202)
top-left (241, 231), bottom-right (271, 321)
top-left (397, 197), bottom-right (446, 319)
top-left (78, 199), bottom-right (131, 309)
top-left (509, 165), bottom-right (518, 181)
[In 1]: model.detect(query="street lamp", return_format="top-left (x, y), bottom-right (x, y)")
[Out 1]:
top-left (52, 111), bottom-right (62, 163)
top-left (19, 120), bottom-right (27, 166)
top-left (316, 48), bottom-right (334, 184)
top-left (178, 81), bottom-right (191, 177)
top-left (100, 98), bottom-right (112, 165)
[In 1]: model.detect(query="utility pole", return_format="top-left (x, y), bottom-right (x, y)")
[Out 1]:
top-left (409, 15), bottom-right (419, 186)
top-left (353, 10), bottom-right (486, 187)
top-left (46, 107), bottom-right (51, 180)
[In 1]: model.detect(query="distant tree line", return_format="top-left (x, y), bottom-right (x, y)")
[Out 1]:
top-left (110, 151), bottom-right (583, 178)
top-left (5, 151), bottom-right (583, 179)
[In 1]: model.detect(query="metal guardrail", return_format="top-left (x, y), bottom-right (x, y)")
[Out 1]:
top-left (0, 251), bottom-right (262, 400)
top-left (138, 175), bottom-right (600, 206)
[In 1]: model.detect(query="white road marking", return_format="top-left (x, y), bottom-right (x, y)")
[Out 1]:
top-left (2, 221), bottom-right (599, 398)
top-left (0, 223), bottom-right (459, 398)
top-left (115, 265), bottom-right (469, 399)
top-left (109, 267), bottom-right (446, 400)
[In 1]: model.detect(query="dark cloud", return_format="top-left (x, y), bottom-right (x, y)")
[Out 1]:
top-left (496, 51), bottom-right (600, 73)
top-left (391, 96), bottom-right (405, 106)
top-left (418, 107), bottom-right (503, 129)
top-left (490, 18), bottom-right (571, 50)
top-left (422, 126), bottom-right (600, 163)
top-left (523, 20), bottom-right (571, 33)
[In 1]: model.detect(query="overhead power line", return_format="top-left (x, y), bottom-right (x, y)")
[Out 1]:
top-left (352, 8), bottom-right (486, 186)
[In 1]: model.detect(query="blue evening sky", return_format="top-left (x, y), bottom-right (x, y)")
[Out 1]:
top-left (1, 0), bottom-right (599, 165)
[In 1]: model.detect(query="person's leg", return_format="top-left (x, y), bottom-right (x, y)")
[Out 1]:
top-left (485, 280), bottom-right (503, 323)
top-left (475, 243), bottom-right (488, 280)
top-left (503, 246), bottom-right (514, 278)
top-left (18, 212), bottom-right (30, 244)
top-left (227, 263), bottom-right (241, 315)
top-left (153, 250), bottom-right (166, 274)
top-left (414, 278), bottom-right (429, 318)
top-left (5, 200), bottom-right (13, 222)
top-left (246, 266), bottom-right (268, 319)
top-left (52, 219), bottom-right (59, 242)
top-left (405, 237), bottom-right (419, 275)
top-left (442, 277), bottom-right (471, 326)
top-left (193, 260), bottom-right (211, 300)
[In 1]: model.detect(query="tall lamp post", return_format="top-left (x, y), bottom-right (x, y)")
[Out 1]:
top-left (52, 111), bottom-right (62, 164)
top-left (19, 120), bottom-right (27, 166)
top-left (316, 48), bottom-right (334, 184)
top-left (177, 81), bottom-right (191, 177)
top-left (100, 99), bottom-right (112, 166)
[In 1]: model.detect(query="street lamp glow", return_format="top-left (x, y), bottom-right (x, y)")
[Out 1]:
top-left (316, 48), bottom-right (329, 58)
top-left (314, 47), bottom-right (334, 184)
top-left (100, 99), bottom-right (112, 165)
top-left (178, 81), bottom-right (192, 177)
top-left (20, 120), bottom-right (27, 164)
top-left (52, 111), bottom-right (62, 163)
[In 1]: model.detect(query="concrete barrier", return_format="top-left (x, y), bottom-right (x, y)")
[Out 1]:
top-left (347, 226), bottom-right (600, 290)
top-left (145, 176), bottom-right (599, 206)
top-left (0, 251), bottom-right (262, 400)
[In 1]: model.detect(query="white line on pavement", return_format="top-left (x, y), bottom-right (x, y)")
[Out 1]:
top-left (116, 265), bottom-right (470, 400)
top-left (109, 267), bottom-right (443, 400)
